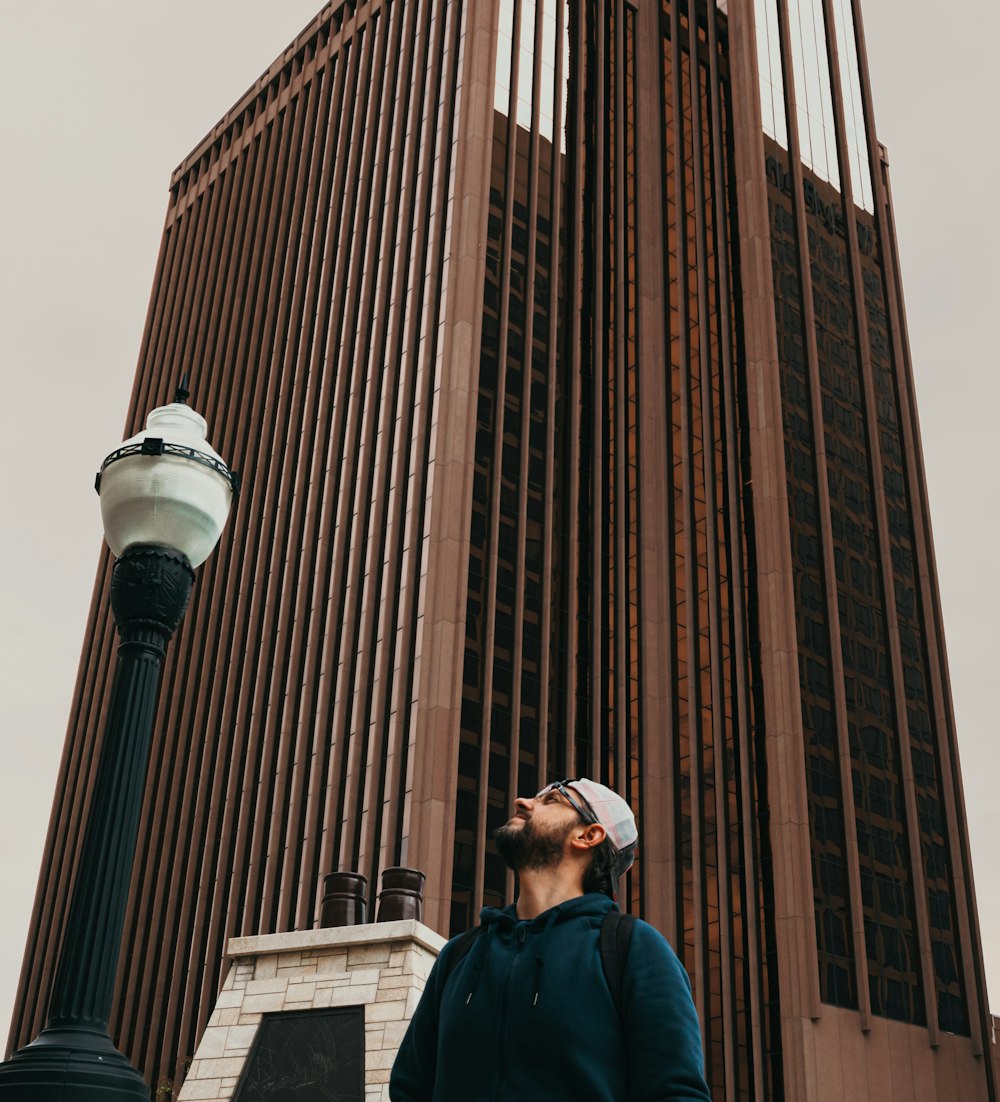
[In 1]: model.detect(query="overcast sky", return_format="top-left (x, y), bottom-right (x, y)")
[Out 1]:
top-left (1, 0), bottom-right (997, 1051)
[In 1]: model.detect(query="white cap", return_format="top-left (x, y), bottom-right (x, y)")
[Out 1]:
top-left (538, 778), bottom-right (638, 876)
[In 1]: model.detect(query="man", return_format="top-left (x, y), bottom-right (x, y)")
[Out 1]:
top-left (389, 778), bottom-right (711, 1101)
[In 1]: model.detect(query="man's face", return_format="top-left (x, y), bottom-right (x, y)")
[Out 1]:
top-left (494, 787), bottom-right (583, 871)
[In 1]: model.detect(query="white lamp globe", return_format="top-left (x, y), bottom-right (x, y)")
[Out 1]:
top-left (97, 389), bottom-right (237, 568)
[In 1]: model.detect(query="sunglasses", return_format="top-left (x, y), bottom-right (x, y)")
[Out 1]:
top-left (541, 780), bottom-right (600, 826)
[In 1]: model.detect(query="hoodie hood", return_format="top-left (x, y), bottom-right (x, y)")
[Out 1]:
top-left (463, 893), bottom-right (617, 1008)
top-left (478, 890), bottom-right (615, 931)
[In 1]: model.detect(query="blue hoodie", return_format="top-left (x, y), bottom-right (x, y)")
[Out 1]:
top-left (389, 892), bottom-right (711, 1101)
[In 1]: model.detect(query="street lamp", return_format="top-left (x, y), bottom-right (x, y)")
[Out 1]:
top-left (0, 382), bottom-right (237, 1101)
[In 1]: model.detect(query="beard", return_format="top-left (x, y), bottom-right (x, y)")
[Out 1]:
top-left (494, 815), bottom-right (573, 872)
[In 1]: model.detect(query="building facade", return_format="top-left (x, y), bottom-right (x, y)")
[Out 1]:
top-left (9, 0), bottom-right (995, 1098)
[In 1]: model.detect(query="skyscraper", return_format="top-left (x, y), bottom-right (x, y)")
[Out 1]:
top-left (8, 0), bottom-right (995, 1098)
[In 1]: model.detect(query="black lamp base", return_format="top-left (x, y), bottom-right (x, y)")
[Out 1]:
top-left (0, 1026), bottom-right (149, 1100)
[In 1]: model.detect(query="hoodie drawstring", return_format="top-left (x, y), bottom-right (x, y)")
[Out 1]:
top-left (532, 906), bottom-right (561, 1007)
top-left (465, 922), bottom-right (495, 1005)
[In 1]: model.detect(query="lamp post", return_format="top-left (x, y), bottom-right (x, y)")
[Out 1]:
top-left (0, 383), bottom-right (237, 1101)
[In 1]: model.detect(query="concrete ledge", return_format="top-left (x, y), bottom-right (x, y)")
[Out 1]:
top-left (227, 919), bottom-right (447, 959)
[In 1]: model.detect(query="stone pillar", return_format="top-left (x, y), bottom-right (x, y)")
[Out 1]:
top-left (177, 920), bottom-right (445, 1102)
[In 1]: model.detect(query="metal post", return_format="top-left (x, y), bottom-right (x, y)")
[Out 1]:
top-left (0, 544), bottom-right (194, 1101)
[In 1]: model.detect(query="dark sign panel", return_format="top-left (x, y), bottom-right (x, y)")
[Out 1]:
top-left (233, 1007), bottom-right (364, 1102)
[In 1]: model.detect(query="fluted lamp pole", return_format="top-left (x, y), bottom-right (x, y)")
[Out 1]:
top-left (0, 382), bottom-right (237, 1101)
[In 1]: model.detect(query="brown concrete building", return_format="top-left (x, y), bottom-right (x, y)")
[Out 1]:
top-left (8, 0), bottom-right (995, 1098)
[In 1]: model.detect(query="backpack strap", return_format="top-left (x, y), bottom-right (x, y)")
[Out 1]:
top-left (441, 925), bottom-right (484, 987)
top-left (599, 910), bottom-right (637, 1016)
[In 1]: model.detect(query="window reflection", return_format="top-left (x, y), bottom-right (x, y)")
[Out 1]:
top-left (495, 0), bottom-right (515, 117)
top-left (831, 0), bottom-right (874, 210)
top-left (754, 0), bottom-right (874, 211)
top-left (538, 0), bottom-right (557, 140)
top-left (495, 0), bottom-right (566, 150)
top-left (517, 0), bottom-right (537, 130)
top-left (755, 0), bottom-right (788, 147)
top-left (787, 0), bottom-right (840, 188)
